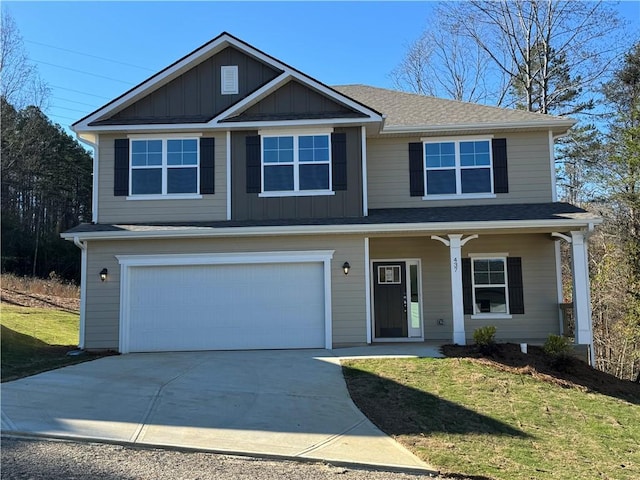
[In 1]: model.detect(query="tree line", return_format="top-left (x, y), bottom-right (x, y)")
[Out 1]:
top-left (1, 11), bottom-right (92, 282)
top-left (393, 1), bottom-right (639, 381)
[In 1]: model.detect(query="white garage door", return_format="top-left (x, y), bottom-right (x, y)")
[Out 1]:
top-left (124, 262), bottom-right (326, 352)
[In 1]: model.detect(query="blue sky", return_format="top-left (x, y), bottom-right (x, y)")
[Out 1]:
top-left (4, 1), bottom-right (640, 135)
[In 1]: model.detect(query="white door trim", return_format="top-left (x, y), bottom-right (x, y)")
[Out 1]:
top-left (117, 250), bottom-right (334, 353)
top-left (370, 257), bottom-right (424, 342)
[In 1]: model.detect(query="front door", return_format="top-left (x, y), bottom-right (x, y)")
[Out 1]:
top-left (373, 262), bottom-right (408, 338)
top-left (373, 260), bottom-right (423, 339)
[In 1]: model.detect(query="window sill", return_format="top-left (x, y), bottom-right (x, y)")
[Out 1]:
top-left (259, 190), bottom-right (336, 198)
top-left (422, 193), bottom-right (496, 201)
top-left (471, 314), bottom-right (513, 320)
top-left (126, 194), bottom-right (203, 201)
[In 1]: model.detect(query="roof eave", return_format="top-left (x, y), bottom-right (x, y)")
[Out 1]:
top-left (62, 217), bottom-right (602, 242)
top-left (380, 119), bottom-right (576, 135)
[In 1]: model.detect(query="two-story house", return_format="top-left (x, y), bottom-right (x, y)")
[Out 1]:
top-left (63, 32), bottom-right (600, 357)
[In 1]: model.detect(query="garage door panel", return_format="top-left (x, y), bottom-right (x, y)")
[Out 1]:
top-left (126, 262), bottom-right (325, 352)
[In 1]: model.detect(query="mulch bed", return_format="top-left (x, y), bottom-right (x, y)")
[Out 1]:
top-left (441, 343), bottom-right (640, 403)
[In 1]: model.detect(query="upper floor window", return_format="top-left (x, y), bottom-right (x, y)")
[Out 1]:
top-left (261, 134), bottom-right (332, 194)
top-left (423, 139), bottom-right (493, 197)
top-left (130, 138), bottom-right (199, 195)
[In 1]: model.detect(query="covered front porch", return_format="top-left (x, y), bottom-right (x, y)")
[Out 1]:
top-left (363, 222), bottom-right (598, 362)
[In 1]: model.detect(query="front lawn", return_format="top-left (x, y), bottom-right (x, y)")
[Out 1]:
top-left (343, 353), bottom-right (640, 480)
top-left (1, 304), bottom-right (100, 381)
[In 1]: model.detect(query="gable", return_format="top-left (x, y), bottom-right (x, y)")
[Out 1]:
top-left (91, 46), bottom-right (282, 126)
top-left (221, 79), bottom-right (367, 122)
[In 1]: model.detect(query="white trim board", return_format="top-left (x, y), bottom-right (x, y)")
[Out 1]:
top-left (63, 217), bottom-right (602, 242)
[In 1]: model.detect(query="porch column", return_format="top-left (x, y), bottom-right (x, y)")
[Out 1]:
top-left (432, 234), bottom-right (478, 345)
top-left (570, 231), bottom-right (593, 346)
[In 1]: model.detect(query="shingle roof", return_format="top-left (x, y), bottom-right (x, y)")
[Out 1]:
top-left (332, 85), bottom-right (574, 131)
top-left (64, 203), bottom-right (598, 235)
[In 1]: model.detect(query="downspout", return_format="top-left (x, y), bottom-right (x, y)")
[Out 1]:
top-left (73, 236), bottom-right (87, 349)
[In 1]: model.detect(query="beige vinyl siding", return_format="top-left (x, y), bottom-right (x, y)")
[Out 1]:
top-left (97, 133), bottom-right (227, 223)
top-left (84, 235), bottom-right (366, 350)
top-left (369, 233), bottom-right (559, 343)
top-left (367, 131), bottom-right (554, 209)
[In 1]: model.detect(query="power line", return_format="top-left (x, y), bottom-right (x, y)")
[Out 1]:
top-left (47, 113), bottom-right (76, 122)
top-left (50, 85), bottom-right (111, 100)
top-left (53, 97), bottom-right (100, 108)
top-left (33, 59), bottom-right (135, 85)
top-left (51, 105), bottom-right (91, 114)
top-left (25, 39), bottom-right (155, 72)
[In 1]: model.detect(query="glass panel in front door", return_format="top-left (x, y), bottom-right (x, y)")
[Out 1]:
top-left (408, 263), bottom-right (422, 338)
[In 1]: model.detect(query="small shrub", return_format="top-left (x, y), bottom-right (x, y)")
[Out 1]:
top-left (543, 334), bottom-right (574, 371)
top-left (473, 326), bottom-right (497, 354)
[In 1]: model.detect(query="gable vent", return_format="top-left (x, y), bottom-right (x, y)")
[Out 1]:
top-left (221, 65), bottom-right (239, 95)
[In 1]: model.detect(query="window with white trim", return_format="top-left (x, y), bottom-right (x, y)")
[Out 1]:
top-left (471, 257), bottom-right (508, 314)
top-left (424, 139), bottom-right (493, 196)
top-left (130, 138), bottom-right (199, 195)
top-left (262, 134), bottom-right (331, 193)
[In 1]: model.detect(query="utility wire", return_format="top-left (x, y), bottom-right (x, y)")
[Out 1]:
top-left (33, 59), bottom-right (136, 85)
top-left (25, 39), bottom-right (155, 72)
top-left (50, 85), bottom-right (111, 100)
top-left (52, 105), bottom-right (91, 114)
top-left (53, 97), bottom-right (100, 108)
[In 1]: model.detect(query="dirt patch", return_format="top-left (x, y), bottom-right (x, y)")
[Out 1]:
top-left (441, 343), bottom-right (640, 403)
top-left (1, 288), bottom-right (80, 313)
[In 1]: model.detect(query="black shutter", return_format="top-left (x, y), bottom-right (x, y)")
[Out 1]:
top-left (409, 142), bottom-right (425, 197)
top-left (507, 257), bottom-right (525, 314)
top-left (462, 258), bottom-right (473, 315)
top-left (246, 135), bottom-right (261, 194)
top-left (331, 132), bottom-right (347, 191)
top-left (114, 139), bottom-right (129, 196)
top-left (492, 138), bottom-right (508, 194)
top-left (199, 137), bottom-right (215, 194)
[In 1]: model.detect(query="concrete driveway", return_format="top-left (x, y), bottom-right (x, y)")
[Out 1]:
top-left (1, 348), bottom-right (438, 472)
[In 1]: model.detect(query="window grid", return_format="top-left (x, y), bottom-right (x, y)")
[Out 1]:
top-left (130, 138), bottom-right (199, 196)
top-left (423, 140), bottom-right (494, 196)
top-left (471, 257), bottom-right (509, 315)
top-left (262, 134), bottom-right (332, 193)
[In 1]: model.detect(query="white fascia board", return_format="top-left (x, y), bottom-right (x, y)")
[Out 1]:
top-left (210, 73), bottom-right (290, 123)
top-left (381, 119), bottom-right (576, 135)
top-left (61, 217), bottom-right (602, 242)
top-left (74, 35), bottom-right (235, 131)
top-left (213, 73), bottom-right (382, 124)
top-left (74, 33), bottom-right (382, 133)
top-left (218, 117), bottom-right (379, 130)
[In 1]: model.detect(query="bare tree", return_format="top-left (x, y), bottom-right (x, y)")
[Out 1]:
top-left (393, 1), bottom-right (625, 115)
top-left (391, 13), bottom-right (503, 103)
top-left (0, 10), bottom-right (49, 108)
top-left (440, 0), bottom-right (623, 114)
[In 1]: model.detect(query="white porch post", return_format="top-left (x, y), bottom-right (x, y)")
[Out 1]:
top-left (432, 234), bottom-right (478, 345)
top-left (570, 231), bottom-right (593, 346)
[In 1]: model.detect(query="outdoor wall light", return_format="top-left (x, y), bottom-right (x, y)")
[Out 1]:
top-left (342, 262), bottom-right (351, 275)
top-left (100, 268), bottom-right (108, 282)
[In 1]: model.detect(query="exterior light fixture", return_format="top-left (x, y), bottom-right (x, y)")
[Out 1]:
top-left (100, 268), bottom-right (108, 282)
top-left (342, 262), bottom-right (351, 275)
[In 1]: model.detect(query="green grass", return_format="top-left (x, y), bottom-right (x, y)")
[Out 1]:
top-left (343, 357), bottom-right (640, 480)
top-left (1, 304), bottom-right (94, 381)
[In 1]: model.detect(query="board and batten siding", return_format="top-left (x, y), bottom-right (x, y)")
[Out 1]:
top-left (231, 127), bottom-right (363, 221)
top-left (226, 80), bottom-right (363, 121)
top-left (83, 235), bottom-right (366, 350)
top-left (369, 233), bottom-right (559, 343)
top-left (367, 131), bottom-right (554, 209)
top-left (97, 133), bottom-right (227, 224)
top-left (101, 46), bottom-right (281, 124)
